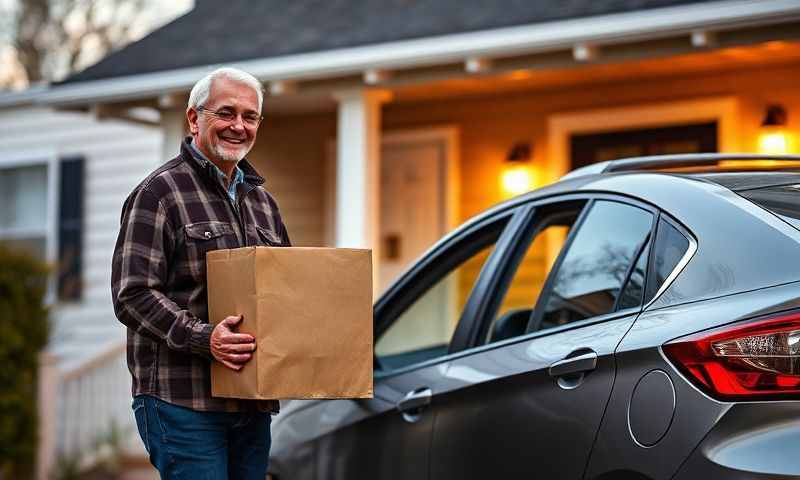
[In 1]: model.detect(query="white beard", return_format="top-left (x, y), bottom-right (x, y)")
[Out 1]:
top-left (213, 142), bottom-right (250, 163)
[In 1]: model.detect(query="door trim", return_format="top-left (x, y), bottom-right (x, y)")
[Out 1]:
top-left (546, 96), bottom-right (740, 183)
top-left (324, 125), bottom-right (460, 247)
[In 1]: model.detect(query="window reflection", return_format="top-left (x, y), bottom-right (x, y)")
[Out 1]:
top-left (539, 201), bottom-right (652, 329)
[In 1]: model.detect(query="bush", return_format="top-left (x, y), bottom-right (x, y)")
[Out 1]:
top-left (0, 244), bottom-right (50, 479)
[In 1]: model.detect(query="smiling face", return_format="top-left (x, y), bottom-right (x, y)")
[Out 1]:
top-left (187, 77), bottom-right (261, 165)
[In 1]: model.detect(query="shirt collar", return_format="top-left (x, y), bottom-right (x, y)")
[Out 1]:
top-left (188, 137), bottom-right (245, 187)
top-left (181, 136), bottom-right (265, 187)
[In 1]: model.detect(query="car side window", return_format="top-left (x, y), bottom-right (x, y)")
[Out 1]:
top-left (482, 202), bottom-right (585, 346)
top-left (533, 200), bottom-right (653, 331)
top-left (375, 217), bottom-right (507, 371)
top-left (615, 240), bottom-right (650, 311)
top-left (644, 216), bottom-right (690, 304)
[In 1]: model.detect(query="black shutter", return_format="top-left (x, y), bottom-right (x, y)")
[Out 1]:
top-left (58, 157), bottom-right (84, 301)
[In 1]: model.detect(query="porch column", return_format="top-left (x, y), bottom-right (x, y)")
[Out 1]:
top-left (333, 89), bottom-right (390, 295)
top-left (36, 353), bottom-right (58, 480)
top-left (158, 92), bottom-right (188, 162)
top-left (160, 109), bottom-right (185, 162)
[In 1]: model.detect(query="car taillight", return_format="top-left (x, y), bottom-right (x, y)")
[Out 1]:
top-left (663, 310), bottom-right (800, 400)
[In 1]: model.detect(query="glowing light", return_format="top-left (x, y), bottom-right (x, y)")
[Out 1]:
top-left (758, 130), bottom-right (790, 155)
top-left (508, 70), bottom-right (533, 81)
top-left (758, 105), bottom-right (793, 155)
top-left (502, 166), bottom-right (534, 196)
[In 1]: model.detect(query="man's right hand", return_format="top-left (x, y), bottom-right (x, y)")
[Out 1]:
top-left (210, 315), bottom-right (256, 370)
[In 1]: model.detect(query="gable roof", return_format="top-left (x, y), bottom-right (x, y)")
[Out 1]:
top-left (66, 0), bottom-right (715, 84)
top-left (2, 0), bottom-right (798, 108)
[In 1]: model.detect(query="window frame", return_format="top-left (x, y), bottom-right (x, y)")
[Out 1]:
top-left (526, 196), bottom-right (658, 335)
top-left (472, 201), bottom-right (588, 347)
top-left (0, 150), bottom-right (60, 302)
top-left (612, 230), bottom-right (652, 312)
top-left (373, 204), bottom-right (530, 377)
top-left (642, 213), bottom-right (697, 308)
top-left (371, 192), bottom-right (696, 377)
top-left (422, 192), bottom-right (662, 360)
top-left (422, 193), bottom-right (697, 363)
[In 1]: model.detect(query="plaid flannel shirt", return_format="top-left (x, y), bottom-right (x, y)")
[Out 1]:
top-left (112, 137), bottom-right (290, 412)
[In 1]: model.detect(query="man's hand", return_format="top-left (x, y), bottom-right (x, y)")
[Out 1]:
top-left (210, 315), bottom-right (256, 370)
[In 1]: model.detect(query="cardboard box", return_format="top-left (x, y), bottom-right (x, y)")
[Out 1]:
top-left (207, 246), bottom-right (373, 400)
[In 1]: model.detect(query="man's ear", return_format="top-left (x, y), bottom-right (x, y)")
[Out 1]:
top-left (187, 107), bottom-right (199, 135)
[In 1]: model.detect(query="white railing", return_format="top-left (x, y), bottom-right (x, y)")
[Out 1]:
top-left (37, 342), bottom-right (140, 480)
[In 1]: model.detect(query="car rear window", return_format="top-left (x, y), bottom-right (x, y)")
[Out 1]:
top-left (739, 184), bottom-right (800, 230)
top-left (644, 218), bottom-right (690, 304)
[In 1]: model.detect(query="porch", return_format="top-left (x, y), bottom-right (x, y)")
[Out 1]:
top-left (222, 41), bottom-right (800, 293)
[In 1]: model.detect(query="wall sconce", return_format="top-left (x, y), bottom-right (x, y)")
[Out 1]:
top-left (501, 142), bottom-right (535, 196)
top-left (758, 104), bottom-right (792, 154)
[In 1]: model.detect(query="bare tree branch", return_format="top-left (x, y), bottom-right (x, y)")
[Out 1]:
top-left (1, 0), bottom-right (160, 89)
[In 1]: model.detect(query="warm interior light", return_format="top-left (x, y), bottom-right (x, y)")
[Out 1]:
top-left (502, 166), bottom-right (533, 196)
top-left (758, 105), bottom-right (793, 154)
top-left (508, 70), bottom-right (532, 81)
top-left (759, 129), bottom-right (791, 155)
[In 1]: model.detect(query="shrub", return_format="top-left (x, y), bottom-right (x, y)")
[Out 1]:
top-left (0, 244), bottom-right (50, 479)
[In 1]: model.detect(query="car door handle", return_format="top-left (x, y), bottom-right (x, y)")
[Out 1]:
top-left (548, 351), bottom-right (598, 377)
top-left (397, 387), bottom-right (432, 413)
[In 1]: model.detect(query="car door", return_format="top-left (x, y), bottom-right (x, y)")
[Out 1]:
top-left (310, 210), bottom-right (519, 479)
top-left (429, 196), bottom-right (656, 479)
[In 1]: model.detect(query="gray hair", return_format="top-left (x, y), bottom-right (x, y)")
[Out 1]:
top-left (187, 67), bottom-right (264, 112)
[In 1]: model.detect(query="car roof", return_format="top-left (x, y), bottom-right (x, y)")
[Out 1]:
top-left (456, 153), bottom-right (800, 261)
top-left (672, 171), bottom-right (800, 192)
top-left (563, 153), bottom-right (800, 179)
top-left (502, 154), bottom-right (800, 212)
top-left (457, 154), bottom-right (800, 310)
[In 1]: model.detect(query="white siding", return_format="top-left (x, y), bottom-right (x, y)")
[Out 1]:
top-left (0, 107), bottom-right (162, 368)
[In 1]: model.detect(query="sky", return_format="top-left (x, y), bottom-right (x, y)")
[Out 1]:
top-left (0, 0), bottom-right (193, 89)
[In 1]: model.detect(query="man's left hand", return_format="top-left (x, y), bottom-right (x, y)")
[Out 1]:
top-left (210, 315), bottom-right (256, 370)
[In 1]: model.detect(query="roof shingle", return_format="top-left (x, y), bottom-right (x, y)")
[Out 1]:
top-left (65, 0), bottom-right (717, 83)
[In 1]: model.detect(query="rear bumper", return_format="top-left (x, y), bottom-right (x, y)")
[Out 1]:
top-left (674, 402), bottom-right (800, 479)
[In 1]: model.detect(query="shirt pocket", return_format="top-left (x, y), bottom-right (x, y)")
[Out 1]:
top-left (183, 221), bottom-right (237, 267)
top-left (255, 226), bottom-right (286, 247)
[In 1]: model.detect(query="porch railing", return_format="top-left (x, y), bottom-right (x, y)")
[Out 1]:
top-left (37, 342), bottom-right (141, 480)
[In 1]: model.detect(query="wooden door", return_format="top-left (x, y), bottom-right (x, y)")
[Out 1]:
top-left (379, 140), bottom-right (446, 293)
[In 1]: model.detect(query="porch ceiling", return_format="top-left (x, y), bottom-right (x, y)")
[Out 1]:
top-left (263, 39), bottom-right (800, 115)
top-left (389, 40), bottom-right (800, 104)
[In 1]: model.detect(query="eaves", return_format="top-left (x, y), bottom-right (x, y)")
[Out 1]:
top-left (0, 0), bottom-right (798, 108)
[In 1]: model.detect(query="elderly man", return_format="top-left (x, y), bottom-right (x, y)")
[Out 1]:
top-left (112, 67), bottom-right (289, 479)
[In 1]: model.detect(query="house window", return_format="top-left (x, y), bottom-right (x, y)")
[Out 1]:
top-left (0, 156), bottom-right (84, 301)
top-left (570, 122), bottom-right (718, 170)
top-left (57, 157), bottom-right (84, 301)
top-left (0, 164), bottom-right (50, 260)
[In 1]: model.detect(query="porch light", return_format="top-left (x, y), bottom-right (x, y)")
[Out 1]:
top-left (758, 105), bottom-right (793, 154)
top-left (501, 142), bottom-right (534, 196)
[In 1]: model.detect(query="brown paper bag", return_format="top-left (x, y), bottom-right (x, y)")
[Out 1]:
top-left (207, 246), bottom-right (373, 400)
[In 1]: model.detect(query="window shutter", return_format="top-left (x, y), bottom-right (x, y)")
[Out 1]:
top-left (58, 156), bottom-right (84, 301)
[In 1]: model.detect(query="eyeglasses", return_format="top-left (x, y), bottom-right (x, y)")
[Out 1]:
top-left (196, 106), bottom-right (263, 127)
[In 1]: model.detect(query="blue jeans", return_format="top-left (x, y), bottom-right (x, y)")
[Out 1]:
top-left (132, 395), bottom-right (272, 480)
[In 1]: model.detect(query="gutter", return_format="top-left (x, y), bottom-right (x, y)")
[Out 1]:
top-left (1, 0), bottom-right (799, 108)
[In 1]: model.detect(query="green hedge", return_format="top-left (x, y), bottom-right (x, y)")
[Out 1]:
top-left (0, 244), bottom-right (50, 478)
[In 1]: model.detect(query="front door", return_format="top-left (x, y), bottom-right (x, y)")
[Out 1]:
top-left (379, 136), bottom-right (448, 293)
top-left (430, 198), bottom-right (656, 478)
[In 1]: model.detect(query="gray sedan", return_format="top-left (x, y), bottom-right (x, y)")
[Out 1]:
top-left (269, 154), bottom-right (800, 480)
